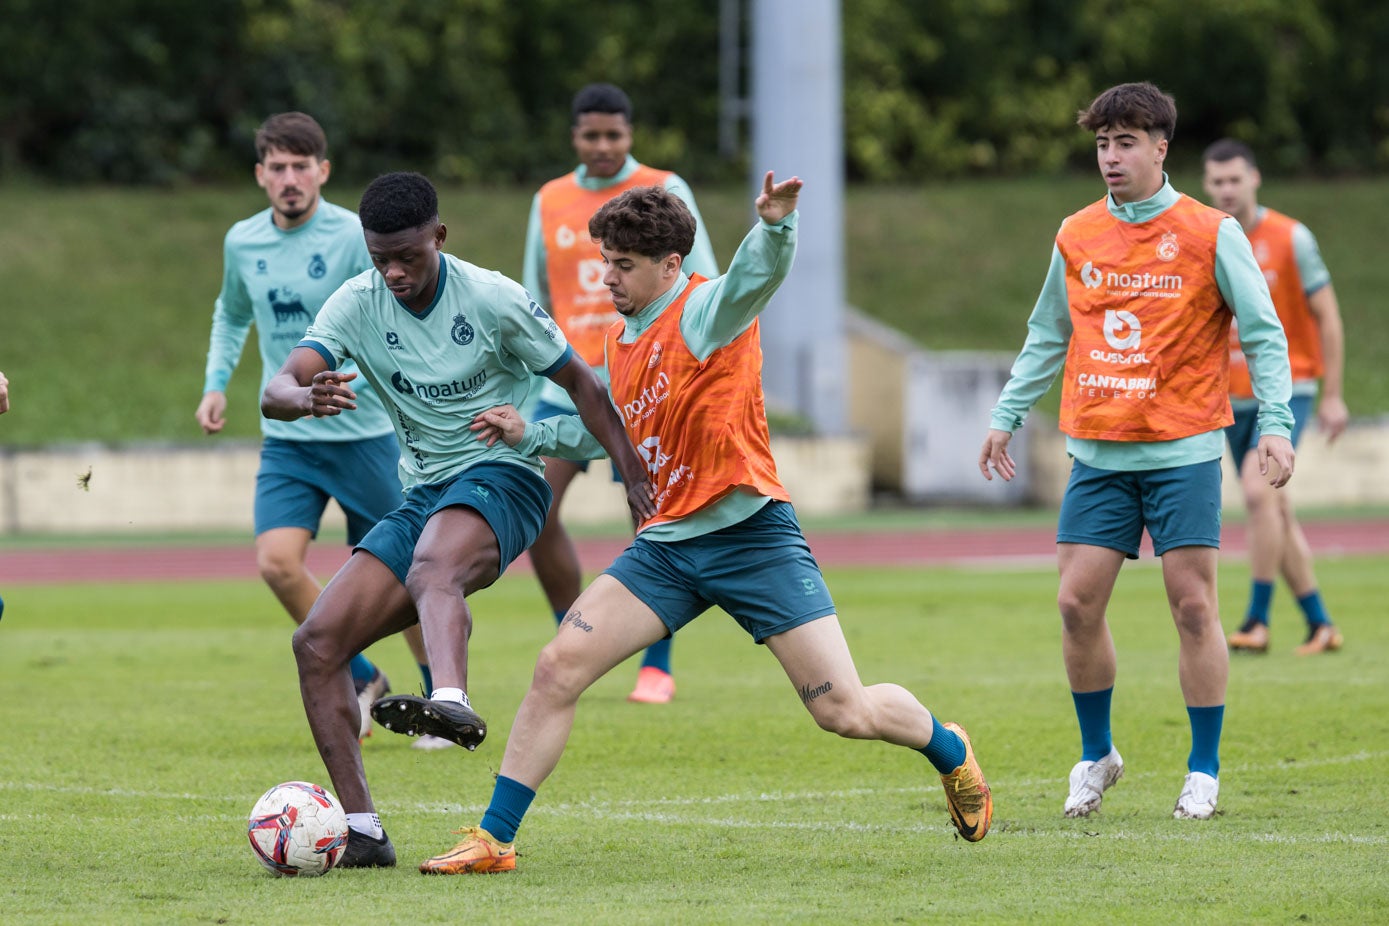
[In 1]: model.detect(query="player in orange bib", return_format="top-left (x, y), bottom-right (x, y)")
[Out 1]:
top-left (979, 83), bottom-right (1296, 821)
top-left (522, 83), bottom-right (720, 704)
top-left (1202, 139), bottom-right (1348, 656)
top-left (412, 173), bottom-right (993, 875)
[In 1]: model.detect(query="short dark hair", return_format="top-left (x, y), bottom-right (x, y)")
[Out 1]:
top-left (1077, 82), bottom-right (1177, 141)
top-left (588, 185), bottom-right (695, 260)
top-left (359, 172), bottom-right (439, 234)
top-left (255, 112), bottom-right (327, 162)
top-left (1202, 138), bottom-right (1257, 168)
top-left (572, 83), bottom-right (632, 124)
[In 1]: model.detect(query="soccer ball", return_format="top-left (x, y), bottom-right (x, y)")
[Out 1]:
top-left (247, 781), bottom-right (349, 877)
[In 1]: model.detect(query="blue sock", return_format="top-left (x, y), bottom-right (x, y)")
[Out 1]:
top-left (418, 663), bottom-right (433, 696)
top-left (479, 775), bottom-right (536, 844)
top-left (0, 592), bottom-right (5, 621)
top-left (639, 636), bottom-right (672, 674)
top-left (1187, 705), bottom-right (1224, 777)
top-left (1072, 687), bottom-right (1114, 762)
top-left (552, 608), bottom-right (566, 627)
top-left (348, 653), bottom-right (375, 685)
top-left (919, 715), bottom-right (966, 774)
top-left (1297, 590), bottom-right (1330, 627)
top-left (1247, 580), bottom-right (1274, 625)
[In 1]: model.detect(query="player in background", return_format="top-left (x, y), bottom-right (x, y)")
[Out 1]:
top-left (411, 174), bottom-right (992, 875)
top-left (196, 113), bottom-right (440, 747)
top-left (262, 171), bottom-right (655, 869)
top-left (1202, 139), bottom-right (1347, 656)
top-left (978, 83), bottom-right (1296, 821)
top-left (522, 83), bottom-right (720, 704)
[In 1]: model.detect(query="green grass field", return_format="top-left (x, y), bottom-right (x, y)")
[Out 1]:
top-left (2, 557), bottom-right (1384, 924)
top-left (1, 172), bottom-right (1386, 447)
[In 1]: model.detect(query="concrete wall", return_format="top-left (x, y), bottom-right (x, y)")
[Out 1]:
top-left (0, 436), bottom-right (871, 535)
top-left (1025, 419), bottom-right (1389, 509)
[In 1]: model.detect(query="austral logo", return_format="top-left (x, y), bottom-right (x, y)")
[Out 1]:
top-left (386, 331), bottom-right (403, 351)
top-left (451, 313), bottom-right (475, 346)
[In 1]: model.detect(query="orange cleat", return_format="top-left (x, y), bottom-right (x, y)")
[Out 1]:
top-left (627, 666), bottom-right (675, 704)
top-left (419, 827), bottom-right (516, 874)
top-left (1227, 620), bottom-right (1270, 653)
top-left (940, 722), bottom-right (992, 842)
top-left (1294, 623), bottom-right (1343, 656)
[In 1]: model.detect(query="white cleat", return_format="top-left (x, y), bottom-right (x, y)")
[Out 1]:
top-left (355, 670), bottom-right (391, 740)
top-left (1173, 771), bottom-right (1220, 820)
top-left (1063, 747), bottom-right (1125, 817)
top-left (411, 734), bottom-right (455, 751)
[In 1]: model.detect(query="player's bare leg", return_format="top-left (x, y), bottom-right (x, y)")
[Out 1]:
top-left (255, 526), bottom-right (318, 624)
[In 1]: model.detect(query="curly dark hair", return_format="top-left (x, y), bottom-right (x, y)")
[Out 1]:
top-left (587, 185), bottom-right (695, 260)
top-left (1077, 82), bottom-right (1177, 141)
top-left (571, 83), bottom-right (632, 124)
top-left (255, 112), bottom-right (327, 162)
top-left (359, 172), bottom-right (439, 234)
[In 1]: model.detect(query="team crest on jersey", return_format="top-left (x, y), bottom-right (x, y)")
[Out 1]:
top-left (451, 313), bottom-right (475, 346)
top-left (256, 259), bottom-right (268, 274)
top-left (648, 341), bottom-right (663, 369)
top-left (1156, 232), bottom-right (1179, 262)
top-left (308, 253), bottom-right (327, 278)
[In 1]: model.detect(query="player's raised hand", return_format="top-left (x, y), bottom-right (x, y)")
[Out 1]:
top-left (309, 369), bottom-right (357, 417)
top-left (471, 404), bottom-right (527, 448)
top-left (755, 171), bottom-right (802, 225)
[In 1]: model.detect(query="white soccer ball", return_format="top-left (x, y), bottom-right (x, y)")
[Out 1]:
top-left (246, 781), bottom-right (349, 877)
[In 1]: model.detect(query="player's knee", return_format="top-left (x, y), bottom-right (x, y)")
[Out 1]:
top-left (290, 620), bottom-right (332, 675)
top-left (256, 549), bottom-right (302, 591)
top-left (1169, 593), bottom-right (1218, 637)
top-left (529, 642), bottom-right (590, 703)
top-left (1057, 589), bottom-right (1101, 630)
top-left (807, 691), bottom-right (872, 739)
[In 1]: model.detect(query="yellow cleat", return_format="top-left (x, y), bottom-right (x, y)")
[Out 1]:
top-left (419, 826), bottom-right (516, 874)
top-left (1294, 623), bottom-right (1343, 656)
top-left (939, 722), bottom-right (992, 842)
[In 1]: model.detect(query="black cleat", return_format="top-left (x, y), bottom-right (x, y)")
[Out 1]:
top-left (371, 694), bottom-right (487, 751)
top-left (337, 829), bottom-right (397, 869)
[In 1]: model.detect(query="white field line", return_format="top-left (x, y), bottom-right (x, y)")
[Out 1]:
top-left (3, 749), bottom-right (1385, 847)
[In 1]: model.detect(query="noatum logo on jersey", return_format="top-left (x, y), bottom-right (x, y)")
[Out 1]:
top-left (391, 369), bottom-right (488, 403)
top-left (1077, 259), bottom-right (1183, 299)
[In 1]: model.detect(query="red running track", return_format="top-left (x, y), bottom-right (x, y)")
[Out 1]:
top-left (0, 518), bottom-right (1384, 586)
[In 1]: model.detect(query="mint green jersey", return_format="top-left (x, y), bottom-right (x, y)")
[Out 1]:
top-left (204, 201), bottom-right (393, 441)
top-left (303, 254), bottom-right (573, 488)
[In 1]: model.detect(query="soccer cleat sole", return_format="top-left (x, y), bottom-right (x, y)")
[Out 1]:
top-left (371, 695), bottom-right (487, 750)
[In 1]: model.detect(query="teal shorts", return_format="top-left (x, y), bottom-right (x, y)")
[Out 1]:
top-left (1225, 394), bottom-right (1313, 461)
top-left (356, 461), bottom-right (552, 586)
top-left (1057, 458), bottom-right (1222, 558)
top-left (254, 434), bottom-right (402, 545)
top-left (603, 500), bottom-right (837, 643)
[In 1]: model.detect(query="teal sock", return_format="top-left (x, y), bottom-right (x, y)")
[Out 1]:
top-left (1247, 581), bottom-right (1274, 625)
top-left (349, 653), bottom-right (375, 684)
top-left (418, 663), bottom-right (433, 696)
top-left (1187, 705), bottom-right (1224, 777)
top-left (919, 715), bottom-right (966, 774)
top-left (1297, 590), bottom-right (1330, 627)
top-left (1072, 687), bottom-right (1114, 761)
top-left (639, 636), bottom-right (672, 674)
top-left (479, 775), bottom-right (536, 844)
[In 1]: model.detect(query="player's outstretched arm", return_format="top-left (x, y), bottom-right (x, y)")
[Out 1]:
top-left (549, 356), bottom-right (657, 523)
top-left (978, 429), bottom-right (1017, 482)
top-left (755, 171), bottom-right (802, 225)
top-left (261, 346), bottom-right (357, 421)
